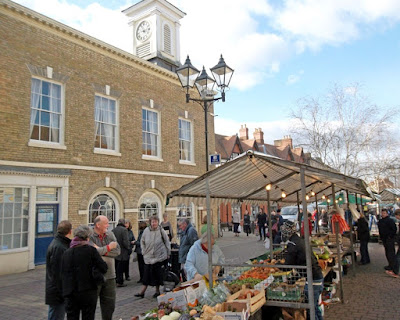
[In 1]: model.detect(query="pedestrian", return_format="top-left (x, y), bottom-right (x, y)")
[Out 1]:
top-left (378, 208), bottom-right (397, 277)
top-left (161, 212), bottom-right (174, 242)
top-left (281, 221), bottom-right (324, 320)
top-left (232, 209), bottom-right (241, 237)
top-left (45, 220), bottom-right (72, 320)
top-left (392, 209), bottom-right (400, 277)
top-left (90, 215), bottom-right (120, 320)
top-left (61, 225), bottom-right (108, 320)
top-left (124, 219), bottom-right (136, 281)
top-left (250, 210), bottom-right (256, 234)
top-left (201, 214), bottom-right (215, 235)
top-left (185, 231), bottom-right (225, 281)
top-left (356, 212), bottom-right (370, 265)
top-left (243, 210), bottom-right (251, 236)
top-left (134, 215), bottom-right (170, 299)
top-left (178, 218), bottom-right (198, 282)
top-left (135, 221), bottom-right (147, 283)
top-left (112, 218), bottom-right (131, 287)
top-left (257, 209), bottom-right (267, 241)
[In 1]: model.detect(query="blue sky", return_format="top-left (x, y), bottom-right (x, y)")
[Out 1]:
top-left (13, 0), bottom-right (400, 142)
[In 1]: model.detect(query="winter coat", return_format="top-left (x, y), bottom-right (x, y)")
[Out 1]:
top-left (90, 231), bottom-right (120, 280)
top-left (127, 229), bottom-right (135, 251)
top-left (378, 216), bottom-right (397, 241)
top-left (284, 233), bottom-right (323, 281)
top-left (61, 244), bottom-right (107, 297)
top-left (161, 221), bottom-right (174, 241)
top-left (257, 213), bottom-right (267, 226)
top-left (178, 223), bottom-right (198, 263)
top-left (357, 217), bottom-right (370, 242)
top-left (141, 226), bottom-right (171, 265)
top-left (112, 223), bottom-right (131, 261)
top-left (232, 212), bottom-right (240, 224)
top-left (185, 239), bottom-right (225, 281)
top-left (243, 214), bottom-right (251, 226)
top-left (45, 233), bottom-right (71, 305)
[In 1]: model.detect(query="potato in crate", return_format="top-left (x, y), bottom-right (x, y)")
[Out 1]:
top-left (226, 285), bottom-right (266, 314)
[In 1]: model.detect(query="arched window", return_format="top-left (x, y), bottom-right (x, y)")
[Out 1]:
top-left (163, 24), bottom-right (171, 54)
top-left (88, 192), bottom-right (118, 228)
top-left (138, 192), bottom-right (161, 224)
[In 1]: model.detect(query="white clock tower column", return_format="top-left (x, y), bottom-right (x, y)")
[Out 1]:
top-left (123, 0), bottom-right (186, 71)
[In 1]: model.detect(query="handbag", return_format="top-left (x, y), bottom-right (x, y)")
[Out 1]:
top-left (237, 225), bottom-right (242, 233)
top-left (132, 251), bottom-right (138, 262)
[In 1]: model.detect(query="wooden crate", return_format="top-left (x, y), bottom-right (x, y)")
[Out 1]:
top-left (227, 286), bottom-right (266, 314)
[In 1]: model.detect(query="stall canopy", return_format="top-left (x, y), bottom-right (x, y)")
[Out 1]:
top-left (379, 188), bottom-right (400, 202)
top-left (167, 151), bottom-right (373, 205)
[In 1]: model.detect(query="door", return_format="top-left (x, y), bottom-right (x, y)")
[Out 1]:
top-left (34, 204), bottom-right (58, 265)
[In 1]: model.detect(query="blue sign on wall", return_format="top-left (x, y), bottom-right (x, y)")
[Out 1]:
top-left (209, 154), bottom-right (221, 165)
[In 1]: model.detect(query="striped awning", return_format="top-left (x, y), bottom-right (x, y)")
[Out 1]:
top-left (167, 151), bottom-right (373, 205)
top-left (379, 188), bottom-right (400, 202)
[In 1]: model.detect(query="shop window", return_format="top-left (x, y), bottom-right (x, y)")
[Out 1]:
top-left (0, 187), bottom-right (29, 250)
top-left (138, 192), bottom-right (161, 224)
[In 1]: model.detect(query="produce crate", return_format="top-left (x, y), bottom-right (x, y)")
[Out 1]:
top-left (266, 283), bottom-right (304, 302)
top-left (226, 286), bottom-right (266, 314)
top-left (215, 301), bottom-right (250, 320)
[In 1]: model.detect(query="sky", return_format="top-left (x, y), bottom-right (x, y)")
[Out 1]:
top-left (12, 0), bottom-right (400, 144)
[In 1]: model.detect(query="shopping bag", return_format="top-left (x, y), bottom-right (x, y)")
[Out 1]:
top-left (264, 237), bottom-right (270, 249)
top-left (132, 252), bottom-right (138, 262)
top-left (238, 225), bottom-right (242, 233)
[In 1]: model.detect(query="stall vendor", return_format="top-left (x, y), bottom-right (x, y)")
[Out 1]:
top-left (185, 232), bottom-right (225, 281)
top-left (281, 220), bottom-right (324, 320)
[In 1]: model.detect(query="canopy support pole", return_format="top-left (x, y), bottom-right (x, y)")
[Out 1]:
top-left (206, 177), bottom-right (213, 287)
top-left (301, 167), bottom-right (315, 320)
top-left (267, 189), bottom-right (273, 259)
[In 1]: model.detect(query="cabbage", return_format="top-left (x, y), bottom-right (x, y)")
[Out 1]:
top-left (169, 311), bottom-right (181, 320)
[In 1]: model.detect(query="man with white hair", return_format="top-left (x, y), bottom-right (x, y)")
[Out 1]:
top-left (184, 231), bottom-right (225, 281)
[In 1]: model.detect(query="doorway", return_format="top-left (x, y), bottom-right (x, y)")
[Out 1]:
top-left (34, 204), bottom-right (58, 265)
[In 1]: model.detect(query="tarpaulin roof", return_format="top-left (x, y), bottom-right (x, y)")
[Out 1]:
top-left (167, 151), bottom-right (373, 205)
top-left (379, 188), bottom-right (400, 202)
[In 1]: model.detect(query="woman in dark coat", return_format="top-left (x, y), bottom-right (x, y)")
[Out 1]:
top-left (61, 225), bottom-right (107, 320)
top-left (135, 221), bottom-right (147, 283)
top-left (124, 219), bottom-right (136, 281)
top-left (357, 212), bottom-right (370, 265)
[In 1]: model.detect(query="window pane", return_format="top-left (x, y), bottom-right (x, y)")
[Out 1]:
top-left (14, 203), bottom-right (22, 218)
top-left (14, 189), bottom-right (22, 203)
top-left (21, 233), bottom-right (28, 247)
top-left (22, 218), bottom-right (29, 232)
top-left (4, 204), bottom-right (13, 218)
top-left (14, 218), bottom-right (22, 233)
top-left (3, 234), bottom-right (12, 250)
top-left (12, 234), bottom-right (20, 249)
top-left (41, 111), bottom-right (50, 126)
top-left (51, 129), bottom-right (60, 142)
top-left (4, 218), bottom-right (12, 233)
top-left (31, 125), bottom-right (39, 140)
top-left (42, 96), bottom-right (50, 111)
top-left (42, 81), bottom-right (49, 95)
top-left (41, 126), bottom-right (50, 141)
top-left (37, 188), bottom-right (58, 201)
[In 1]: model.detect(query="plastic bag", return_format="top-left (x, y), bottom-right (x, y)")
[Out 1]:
top-left (238, 225), bottom-right (242, 233)
top-left (264, 237), bottom-right (270, 249)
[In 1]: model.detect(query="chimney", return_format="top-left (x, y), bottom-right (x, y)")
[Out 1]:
top-left (253, 128), bottom-right (264, 144)
top-left (239, 124), bottom-right (249, 140)
top-left (274, 135), bottom-right (293, 149)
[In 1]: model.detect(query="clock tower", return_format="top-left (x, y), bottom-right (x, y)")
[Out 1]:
top-left (123, 0), bottom-right (186, 71)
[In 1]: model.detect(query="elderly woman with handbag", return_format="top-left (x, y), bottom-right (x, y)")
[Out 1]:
top-left (134, 215), bottom-right (171, 298)
top-left (61, 225), bottom-right (108, 320)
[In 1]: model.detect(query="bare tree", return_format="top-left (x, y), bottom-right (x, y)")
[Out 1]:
top-left (290, 83), bottom-right (400, 185)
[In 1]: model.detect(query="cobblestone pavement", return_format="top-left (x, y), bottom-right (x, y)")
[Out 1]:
top-left (0, 232), bottom-right (398, 319)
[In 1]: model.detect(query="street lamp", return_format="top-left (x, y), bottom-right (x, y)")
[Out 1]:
top-left (176, 55), bottom-right (234, 171)
top-left (176, 55), bottom-right (234, 287)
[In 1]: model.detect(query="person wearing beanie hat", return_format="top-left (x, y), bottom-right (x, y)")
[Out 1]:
top-left (282, 220), bottom-right (324, 320)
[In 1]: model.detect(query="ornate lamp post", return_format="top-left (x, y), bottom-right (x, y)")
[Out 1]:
top-left (176, 55), bottom-right (234, 285)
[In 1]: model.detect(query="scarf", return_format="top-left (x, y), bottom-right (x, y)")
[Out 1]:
top-left (70, 236), bottom-right (90, 248)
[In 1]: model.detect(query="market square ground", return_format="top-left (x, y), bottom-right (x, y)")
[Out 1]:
top-left (0, 232), bottom-right (398, 320)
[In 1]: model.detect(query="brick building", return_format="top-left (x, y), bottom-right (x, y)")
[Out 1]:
top-left (0, 0), bottom-right (215, 274)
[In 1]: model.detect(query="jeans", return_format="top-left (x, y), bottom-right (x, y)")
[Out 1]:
top-left (393, 246), bottom-right (400, 274)
top-left (360, 240), bottom-right (370, 264)
top-left (97, 279), bottom-right (116, 320)
top-left (258, 225), bottom-right (266, 239)
top-left (305, 278), bottom-right (324, 320)
top-left (48, 303), bottom-right (66, 320)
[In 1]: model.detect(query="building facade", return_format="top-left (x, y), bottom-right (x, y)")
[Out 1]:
top-left (0, 0), bottom-right (215, 274)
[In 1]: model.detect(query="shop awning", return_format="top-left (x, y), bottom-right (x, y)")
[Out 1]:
top-left (167, 151), bottom-right (373, 205)
top-left (379, 188), bottom-right (400, 202)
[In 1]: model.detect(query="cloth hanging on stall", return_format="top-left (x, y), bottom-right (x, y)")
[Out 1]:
top-left (348, 203), bottom-right (361, 220)
top-left (331, 213), bottom-right (350, 234)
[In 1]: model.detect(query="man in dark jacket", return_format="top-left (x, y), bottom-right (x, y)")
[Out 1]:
top-left (257, 209), bottom-right (267, 241)
top-left (356, 212), bottom-right (370, 265)
top-left (112, 218), bottom-right (131, 287)
top-left (282, 220), bottom-right (324, 320)
top-left (45, 220), bottom-right (72, 320)
top-left (378, 208), bottom-right (397, 276)
top-left (178, 218), bottom-right (198, 281)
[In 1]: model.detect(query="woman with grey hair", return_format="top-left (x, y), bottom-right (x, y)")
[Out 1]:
top-left (134, 215), bottom-right (170, 298)
top-left (61, 225), bottom-right (107, 320)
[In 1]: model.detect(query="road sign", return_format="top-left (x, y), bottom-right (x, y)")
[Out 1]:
top-left (209, 154), bottom-right (221, 165)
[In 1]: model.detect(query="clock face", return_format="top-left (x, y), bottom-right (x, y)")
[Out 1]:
top-left (136, 20), bottom-right (151, 42)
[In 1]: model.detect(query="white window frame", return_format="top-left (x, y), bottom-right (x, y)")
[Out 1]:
top-left (178, 118), bottom-right (194, 165)
top-left (28, 77), bottom-right (66, 150)
top-left (94, 94), bottom-right (120, 156)
top-left (88, 191), bottom-right (119, 230)
top-left (138, 191), bottom-right (162, 224)
top-left (142, 107), bottom-right (162, 161)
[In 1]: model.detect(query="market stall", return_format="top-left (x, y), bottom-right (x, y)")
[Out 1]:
top-left (155, 151), bottom-right (373, 320)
